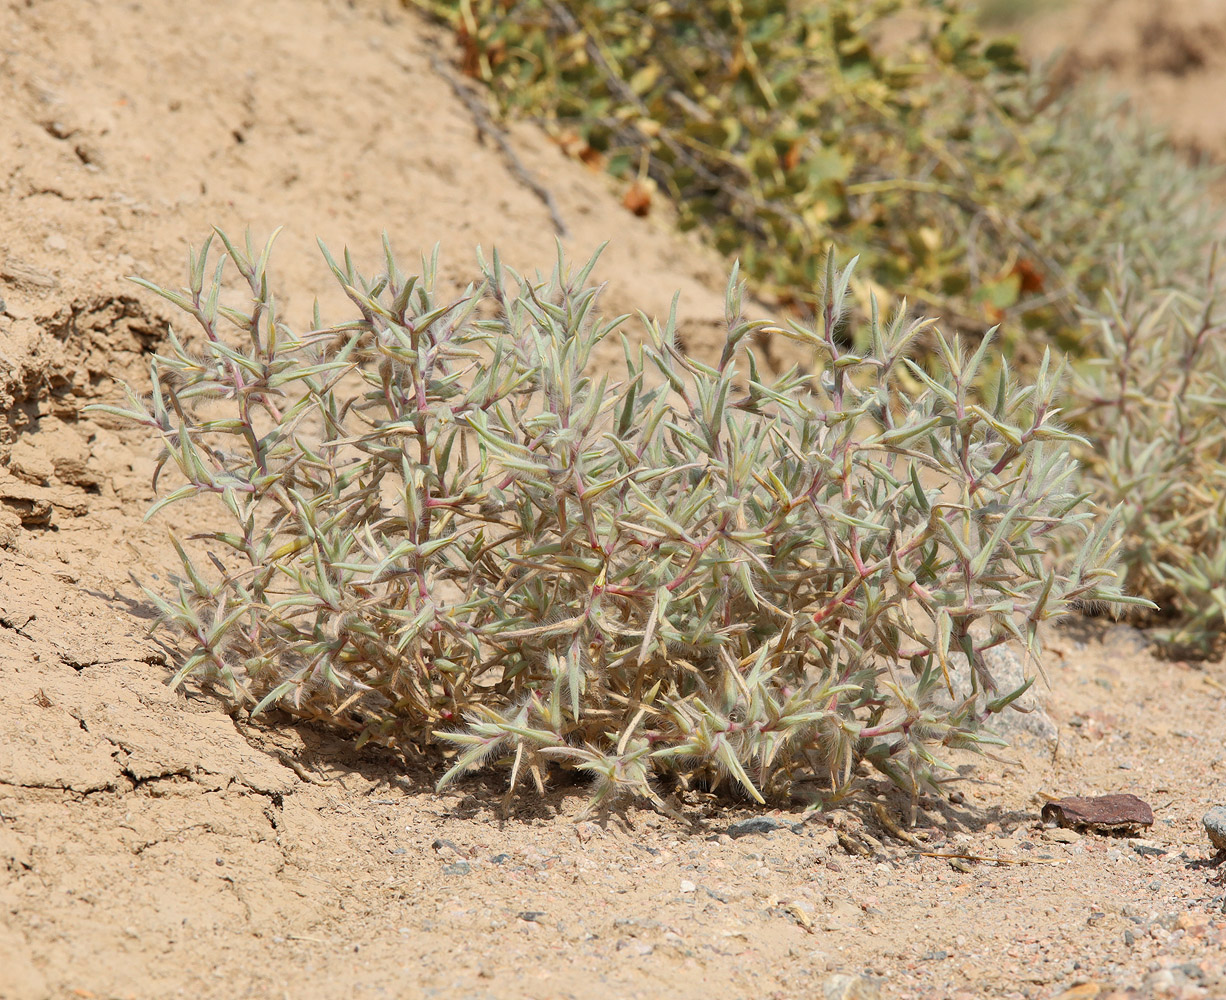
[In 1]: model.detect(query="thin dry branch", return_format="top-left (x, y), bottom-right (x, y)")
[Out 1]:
top-left (429, 53), bottom-right (568, 237)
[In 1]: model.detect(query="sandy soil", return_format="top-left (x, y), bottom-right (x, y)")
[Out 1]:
top-left (1018, 0), bottom-right (1226, 161)
top-left (1, 1), bottom-right (1224, 998)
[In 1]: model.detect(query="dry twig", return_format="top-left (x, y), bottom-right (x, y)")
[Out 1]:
top-left (429, 53), bottom-right (568, 236)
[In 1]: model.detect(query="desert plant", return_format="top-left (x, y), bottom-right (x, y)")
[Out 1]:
top-left (411, 0), bottom-right (1220, 359)
top-left (1063, 255), bottom-right (1226, 659)
top-left (89, 231), bottom-right (1144, 812)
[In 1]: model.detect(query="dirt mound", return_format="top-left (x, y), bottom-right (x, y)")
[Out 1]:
top-left (1, 1), bottom-right (1225, 998)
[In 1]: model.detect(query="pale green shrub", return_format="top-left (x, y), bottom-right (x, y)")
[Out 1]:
top-left (89, 231), bottom-right (1144, 810)
top-left (1064, 258), bottom-right (1226, 659)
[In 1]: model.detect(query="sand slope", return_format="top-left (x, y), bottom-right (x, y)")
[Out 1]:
top-left (1, 1), bottom-right (1224, 998)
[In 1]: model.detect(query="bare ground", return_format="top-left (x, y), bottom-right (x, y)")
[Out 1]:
top-left (1, 1), bottom-right (1225, 998)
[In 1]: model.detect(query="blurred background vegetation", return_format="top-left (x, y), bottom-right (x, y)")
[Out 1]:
top-left (411, 0), bottom-right (1218, 356)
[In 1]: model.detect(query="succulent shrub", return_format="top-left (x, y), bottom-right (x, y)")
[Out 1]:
top-left (409, 0), bottom-right (1220, 359)
top-left (1063, 257), bottom-right (1226, 659)
top-left (90, 231), bottom-right (1143, 811)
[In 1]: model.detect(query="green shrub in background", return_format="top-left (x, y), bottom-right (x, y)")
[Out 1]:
top-left (410, 0), bottom-right (1219, 362)
top-left (88, 232), bottom-right (1145, 811)
top-left (1064, 259), bottom-right (1226, 659)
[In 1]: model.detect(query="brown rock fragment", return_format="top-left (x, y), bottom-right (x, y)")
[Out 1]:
top-left (1041, 793), bottom-right (1153, 832)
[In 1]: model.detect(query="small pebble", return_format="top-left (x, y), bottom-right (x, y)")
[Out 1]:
top-left (1175, 911), bottom-right (1209, 935)
top-left (1129, 840), bottom-right (1167, 857)
top-left (679, 880), bottom-right (696, 893)
top-left (727, 816), bottom-right (787, 839)
top-left (822, 973), bottom-right (881, 1000)
top-left (1202, 806), bottom-right (1226, 851)
top-left (810, 828), bottom-right (840, 851)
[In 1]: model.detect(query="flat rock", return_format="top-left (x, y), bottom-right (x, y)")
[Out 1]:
top-left (1042, 793), bottom-right (1154, 832)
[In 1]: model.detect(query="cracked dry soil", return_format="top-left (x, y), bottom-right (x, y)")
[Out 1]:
top-left (2, 0), bottom-right (1226, 998)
